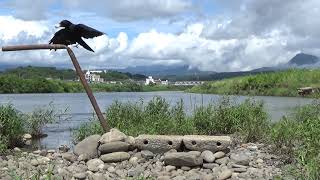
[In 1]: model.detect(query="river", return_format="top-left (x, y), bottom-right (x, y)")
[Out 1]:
top-left (0, 92), bottom-right (314, 149)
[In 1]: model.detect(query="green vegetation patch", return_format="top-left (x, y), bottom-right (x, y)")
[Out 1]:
top-left (73, 96), bottom-right (268, 143)
top-left (271, 101), bottom-right (320, 179)
top-left (189, 69), bottom-right (320, 97)
top-left (0, 104), bottom-right (25, 153)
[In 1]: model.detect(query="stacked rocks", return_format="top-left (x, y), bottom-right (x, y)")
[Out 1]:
top-left (0, 130), bottom-right (284, 180)
top-left (98, 129), bottom-right (132, 163)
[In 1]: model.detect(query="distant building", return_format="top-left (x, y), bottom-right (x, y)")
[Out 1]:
top-left (154, 79), bottom-right (162, 85)
top-left (145, 76), bottom-right (169, 85)
top-left (85, 70), bottom-right (104, 83)
top-left (145, 76), bottom-right (155, 85)
top-left (174, 81), bottom-right (204, 86)
top-left (161, 80), bottom-right (169, 85)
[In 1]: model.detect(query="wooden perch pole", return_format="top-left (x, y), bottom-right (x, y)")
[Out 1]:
top-left (1, 44), bottom-right (110, 132)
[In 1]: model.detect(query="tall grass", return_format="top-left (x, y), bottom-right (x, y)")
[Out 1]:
top-left (0, 104), bottom-right (25, 152)
top-left (193, 97), bottom-right (269, 142)
top-left (189, 69), bottom-right (320, 97)
top-left (23, 102), bottom-right (64, 137)
top-left (73, 96), bottom-right (268, 143)
top-left (271, 101), bottom-right (320, 179)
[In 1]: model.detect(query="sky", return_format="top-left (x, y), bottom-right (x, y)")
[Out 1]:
top-left (0, 0), bottom-right (319, 72)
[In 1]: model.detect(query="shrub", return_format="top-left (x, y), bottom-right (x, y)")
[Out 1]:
top-left (270, 116), bottom-right (300, 162)
top-left (270, 101), bottom-right (320, 179)
top-left (24, 103), bottom-right (60, 137)
top-left (107, 97), bottom-right (195, 136)
top-left (73, 96), bottom-right (268, 143)
top-left (0, 104), bottom-right (25, 151)
top-left (192, 97), bottom-right (269, 142)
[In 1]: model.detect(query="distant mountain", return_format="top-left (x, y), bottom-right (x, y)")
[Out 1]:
top-left (288, 53), bottom-right (319, 66)
top-left (251, 53), bottom-right (320, 72)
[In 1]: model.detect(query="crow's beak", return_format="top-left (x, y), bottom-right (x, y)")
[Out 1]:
top-left (55, 24), bottom-right (61, 28)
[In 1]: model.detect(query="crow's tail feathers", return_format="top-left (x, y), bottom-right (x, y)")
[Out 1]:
top-left (77, 38), bottom-right (94, 52)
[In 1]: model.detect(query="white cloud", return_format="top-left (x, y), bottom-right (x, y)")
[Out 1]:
top-left (0, 16), bottom-right (49, 40)
top-left (0, 16), bottom-right (301, 72)
top-left (2, 0), bottom-right (320, 72)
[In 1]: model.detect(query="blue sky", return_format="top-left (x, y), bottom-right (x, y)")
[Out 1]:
top-left (0, 0), bottom-right (320, 72)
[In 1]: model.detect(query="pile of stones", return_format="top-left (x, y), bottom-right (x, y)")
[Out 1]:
top-left (0, 129), bottom-right (283, 180)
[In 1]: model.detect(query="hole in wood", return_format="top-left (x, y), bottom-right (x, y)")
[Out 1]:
top-left (192, 141), bottom-right (197, 145)
top-left (167, 141), bottom-right (173, 146)
top-left (217, 141), bottom-right (222, 146)
top-left (143, 140), bottom-right (148, 145)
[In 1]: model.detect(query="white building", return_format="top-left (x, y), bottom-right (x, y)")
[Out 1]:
top-left (85, 70), bottom-right (104, 83)
top-left (161, 80), bottom-right (169, 85)
top-left (145, 76), bottom-right (155, 85)
top-left (145, 76), bottom-right (169, 85)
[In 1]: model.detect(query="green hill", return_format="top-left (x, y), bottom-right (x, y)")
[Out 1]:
top-left (1, 66), bottom-right (77, 80)
top-left (0, 66), bottom-right (147, 81)
top-left (189, 69), bottom-right (320, 97)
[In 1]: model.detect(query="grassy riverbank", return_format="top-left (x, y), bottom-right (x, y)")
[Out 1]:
top-left (0, 75), bottom-right (189, 93)
top-left (74, 96), bottom-right (320, 179)
top-left (189, 69), bottom-right (320, 97)
top-left (1, 96), bottom-right (320, 178)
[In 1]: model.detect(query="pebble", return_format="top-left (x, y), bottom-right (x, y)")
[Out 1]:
top-left (248, 145), bottom-right (258, 151)
top-left (202, 174), bottom-right (214, 180)
top-left (201, 150), bottom-right (215, 163)
top-left (13, 147), bottom-right (21, 152)
top-left (218, 169), bottom-right (232, 180)
top-left (141, 150), bottom-right (154, 160)
top-left (233, 167), bottom-right (247, 173)
top-left (256, 158), bottom-right (264, 164)
top-left (62, 152), bottom-right (77, 162)
top-left (23, 134), bottom-right (32, 139)
top-left (203, 163), bottom-right (219, 169)
top-left (100, 152), bottom-right (130, 163)
top-left (215, 157), bottom-right (229, 165)
top-left (73, 172), bottom-right (87, 179)
top-left (129, 156), bottom-right (138, 165)
top-left (230, 153), bottom-right (250, 166)
top-left (158, 176), bottom-right (171, 180)
top-left (181, 166), bottom-right (191, 171)
top-left (107, 166), bottom-right (115, 173)
top-left (213, 151), bottom-right (225, 159)
top-left (86, 159), bottom-right (104, 172)
top-left (165, 165), bottom-right (176, 172)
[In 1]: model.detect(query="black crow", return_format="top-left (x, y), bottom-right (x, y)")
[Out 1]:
top-left (49, 20), bottom-right (104, 52)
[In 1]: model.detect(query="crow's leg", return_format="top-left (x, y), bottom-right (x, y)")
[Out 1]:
top-left (72, 44), bottom-right (79, 48)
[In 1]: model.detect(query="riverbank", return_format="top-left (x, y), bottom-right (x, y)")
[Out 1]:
top-left (189, 69), bottom-right (320, 98)
top-left (1, 96), bottom-right (319, 179)
top-left (0, 75), bottom-right (190, 93)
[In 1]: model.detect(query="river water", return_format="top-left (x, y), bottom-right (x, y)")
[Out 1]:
top-left (0, 92), bottom-right (314, 149)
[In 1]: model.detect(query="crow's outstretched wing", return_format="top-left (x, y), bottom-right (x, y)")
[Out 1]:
top-left (49, 29), bottom-right (76, 45)
top-left (75, 24), bottom-right (104, 39)
top-left (77, 38), bottom-right (94, 52)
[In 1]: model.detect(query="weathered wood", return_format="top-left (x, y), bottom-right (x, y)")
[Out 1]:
top-left (2, 44), bottom-right (66, 51)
